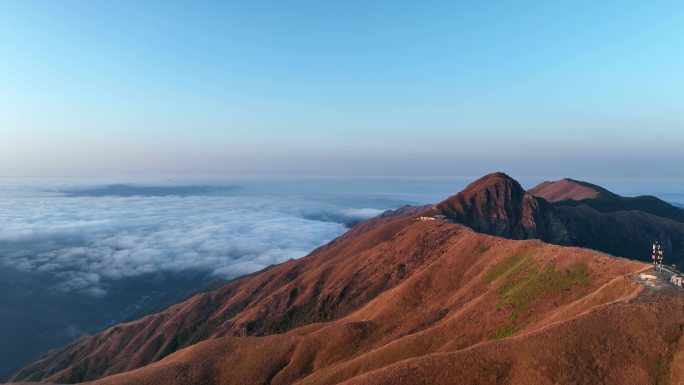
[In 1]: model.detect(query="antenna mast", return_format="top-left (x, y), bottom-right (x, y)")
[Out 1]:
top-left (652, 241), bottom-right (664, 271)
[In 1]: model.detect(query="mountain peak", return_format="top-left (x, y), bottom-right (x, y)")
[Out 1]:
top-left (472, 171), bottom-right (517, 183)
top-left (459, 172), bottom-right (524, 195)
top-left (529, 178), bottom-right (607, 202)
top-left (530, 177), bottom-right (684, 223)
top-left (431, 173), bottom-right (567, 242)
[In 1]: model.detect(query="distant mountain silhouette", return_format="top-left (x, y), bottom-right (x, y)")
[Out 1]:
top-left (63, 184), bottom-right (241, 197)
top-left (530, 178), bottom-right (684, 222)
top-left (528, 178), bottom-right (605, 201)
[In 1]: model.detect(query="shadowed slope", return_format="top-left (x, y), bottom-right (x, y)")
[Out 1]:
top-left (427, 172), bottom-right (569, 243)
top-left (530, 178), bottom-right (684, 223)
top-left (426, 173), bottom-right (684, 269)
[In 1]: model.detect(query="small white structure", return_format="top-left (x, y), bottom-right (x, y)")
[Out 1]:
top-left (415, 216), bottom-right (436, 221)
top-left (671, 275), bottom-right (684, 287)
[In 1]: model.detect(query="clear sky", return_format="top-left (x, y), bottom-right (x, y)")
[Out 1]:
top-left (1, 0), bottom-right (683, 181)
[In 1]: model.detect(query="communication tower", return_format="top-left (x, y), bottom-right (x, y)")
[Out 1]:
top-left (652, 241), bottom-right (664, 271)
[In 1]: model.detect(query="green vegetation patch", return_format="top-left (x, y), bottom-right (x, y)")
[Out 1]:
top-left (491, 326), bottom-right (518, 340)
top-left (497, 263), bottom-right (591, 321)
top-left (482, 250), bottom-right (535, 284)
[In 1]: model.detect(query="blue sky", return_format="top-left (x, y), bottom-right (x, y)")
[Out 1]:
top-left (1, 0), bottom-right (683, 180)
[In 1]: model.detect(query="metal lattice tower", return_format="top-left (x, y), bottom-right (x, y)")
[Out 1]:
top-left (652, 241), bottom-right (664, 271)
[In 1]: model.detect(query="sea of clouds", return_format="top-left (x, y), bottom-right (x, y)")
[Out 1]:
top-left (0, 188), bottom-right (384, 296)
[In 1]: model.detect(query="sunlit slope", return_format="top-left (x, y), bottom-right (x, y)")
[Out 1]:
top-left (14, 218), bottom-right (680, 385)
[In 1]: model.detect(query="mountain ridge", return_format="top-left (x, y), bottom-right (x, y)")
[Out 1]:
top-left (427, 172), bottom-right (569, 243)
top-left (417, 172), bottom-right (684, 268)
top-left (8, 172), bottom-right (684, 385)
top-left (529, 178), bottom-right (608, 201)
top-left (530, 178), bottom-right (684, 223)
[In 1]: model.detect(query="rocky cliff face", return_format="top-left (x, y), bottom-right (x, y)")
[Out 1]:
top-left (429, 172), bottom-right (570, 244)
top-left (426, 173), bottom-right (684, 269)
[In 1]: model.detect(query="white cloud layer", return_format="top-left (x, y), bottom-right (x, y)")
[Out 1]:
top-left (0, 193), bottom-right (380, 296)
